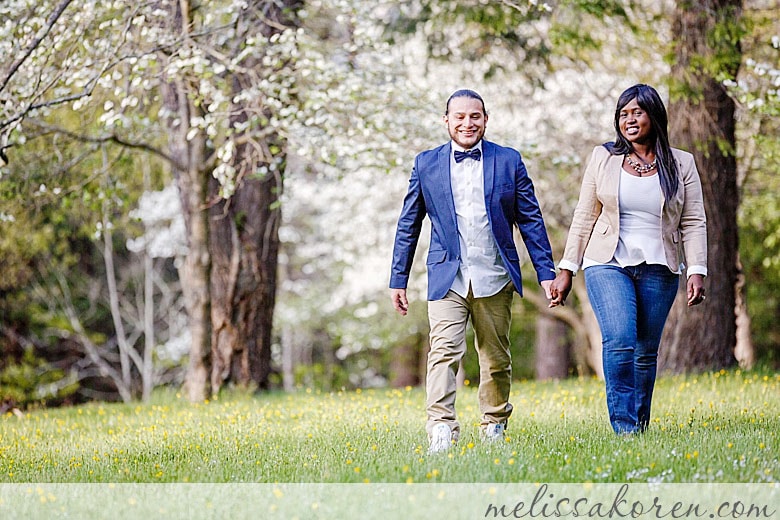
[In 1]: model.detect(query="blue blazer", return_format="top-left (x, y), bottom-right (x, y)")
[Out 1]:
top-left (390, 140), bottom-right (555, 300)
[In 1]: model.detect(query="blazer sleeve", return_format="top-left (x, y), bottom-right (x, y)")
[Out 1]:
top-left (558, 146), bottom-right (607, 272)
top-left (513, 155), bottom-right (556, 282)
top-left (678, 152), bottom-right (708, 276)
top-left (389, 160), bottom-right (426, 289)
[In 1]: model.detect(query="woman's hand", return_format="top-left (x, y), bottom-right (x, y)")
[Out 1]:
top-left (548, 269), bottom-right (573, 308)
top-left (687, 274), bottom-right (706, 306)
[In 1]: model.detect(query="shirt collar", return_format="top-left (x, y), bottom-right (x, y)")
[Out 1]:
top-left (451, 140), bottom-right (483, 154)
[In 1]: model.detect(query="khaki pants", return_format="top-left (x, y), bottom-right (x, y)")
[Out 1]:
top-left (425, 283), bottom-right (514, 439)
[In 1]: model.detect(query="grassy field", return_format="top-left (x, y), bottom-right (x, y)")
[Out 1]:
top-left (0, 369), bottom-right (777, 484)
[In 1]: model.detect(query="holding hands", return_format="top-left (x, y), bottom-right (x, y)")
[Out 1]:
top-left (545, 270), bottom-right (706, 308)
top-left (547, 269), bottom-right (573, 308)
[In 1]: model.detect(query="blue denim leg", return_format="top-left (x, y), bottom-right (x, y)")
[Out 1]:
top-left (633, 264), bottom-right (679, 431)
top-left (584, 264), bottom-right (678, 434)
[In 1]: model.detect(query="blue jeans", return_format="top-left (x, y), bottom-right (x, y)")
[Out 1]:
top-left (584, 263), bottom-right (679, 434)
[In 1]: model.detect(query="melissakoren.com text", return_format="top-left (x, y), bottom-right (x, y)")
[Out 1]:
top-left (484, 484), bottom-right (777, 519)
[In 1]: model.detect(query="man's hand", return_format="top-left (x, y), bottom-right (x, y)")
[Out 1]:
top-left (391, 288), bottom-right (409, 316)
top-left (540, 280), bottom-right (553, 300)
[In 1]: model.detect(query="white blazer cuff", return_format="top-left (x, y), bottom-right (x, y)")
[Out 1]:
top-left (686, 265), bottom-right (708, 278)
top-left (557, 260), bottom-right (580, 274)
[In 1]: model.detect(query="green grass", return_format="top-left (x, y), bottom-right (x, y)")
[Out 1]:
top-left (0, 369), bottom-right (777, 483)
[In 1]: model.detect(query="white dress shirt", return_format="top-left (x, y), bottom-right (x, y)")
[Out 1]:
top-left (449, 141), bottom-right (511, 298)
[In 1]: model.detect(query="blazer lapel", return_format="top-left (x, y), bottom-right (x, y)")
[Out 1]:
top-left (482, 140), bottom-right (495, 203)
top-left (606, 152), bottom-right (622, 203)
top-left (437, 143), bottom-right (458, 230)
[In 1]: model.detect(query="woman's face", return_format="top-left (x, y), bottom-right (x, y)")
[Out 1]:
top-left (618, 98), bottom-right (654, 145)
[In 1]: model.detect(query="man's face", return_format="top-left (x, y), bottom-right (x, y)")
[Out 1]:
top-left (444, 96), bottom-right (487, 149)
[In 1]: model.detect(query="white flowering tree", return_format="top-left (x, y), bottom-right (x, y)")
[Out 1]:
top-left (1, 0), bottom-right (327, 401)
top-left (0, 0), bottom-right (467, 400)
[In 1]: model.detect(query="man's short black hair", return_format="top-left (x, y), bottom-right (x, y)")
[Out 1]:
top-left (445, 89), bottom-right (486, 116)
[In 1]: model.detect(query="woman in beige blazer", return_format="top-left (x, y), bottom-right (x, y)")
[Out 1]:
top-left (549, 84), bottom-right (707, 434)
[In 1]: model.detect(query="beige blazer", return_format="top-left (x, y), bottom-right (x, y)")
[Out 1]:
top-left (559, 145), bottom-right (707, 275)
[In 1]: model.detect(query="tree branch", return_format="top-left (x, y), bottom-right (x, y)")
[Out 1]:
top-left (52, 269), bottom-right (134, 403)
top-left (0, 0), bottom-right (75, 95)
top-left (24, 119), bottom-right (183, 169)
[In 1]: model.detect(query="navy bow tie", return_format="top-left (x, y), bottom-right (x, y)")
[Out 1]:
top-left (454, 149), bottom-right (481, 163)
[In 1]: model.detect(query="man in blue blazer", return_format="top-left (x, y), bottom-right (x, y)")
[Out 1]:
top-left (390, 89), bottom-right (555, 453)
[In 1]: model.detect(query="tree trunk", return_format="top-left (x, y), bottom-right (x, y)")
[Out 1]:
top-left (530, 277), bottom-right (601, 378)
top-left (661, 0), bottom-right (742, 373)
top-left (734, 257), bottom-right (754, 368)
top-left (390, 333), bottom-right (424, 388)
top-left (209, 168), bottom-right (281, 392)
top-left (206, 0), bottom-right (299, 392)
top-left (158, 1), bottom-right (213, 401)
top-left (171, 126), bottom-right (212, 401)
top-left (534, 313), bottom-right (569, 380)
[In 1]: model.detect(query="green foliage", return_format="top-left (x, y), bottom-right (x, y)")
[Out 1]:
top-left (390, 0), bottom-right (648, 86)
top-left (732, 8), bottom-right (780, 363)
top-left (666, 2), bottom-right (746, 103)
top-left (706, 5), bottom-right (748, 80)
top-left (382, 0), bottom-right (618, 80)
top-left (548, 0), bottom-right (635, 63)
top-left (0, 349), bottom-right (79, 408)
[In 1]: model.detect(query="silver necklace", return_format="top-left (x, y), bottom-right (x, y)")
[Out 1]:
top-left (625, 154), bottom-right (657, 176)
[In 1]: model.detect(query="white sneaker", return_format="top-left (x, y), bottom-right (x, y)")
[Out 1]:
top-left (428, 423), bottom-right (453, 454)
top-left (483, 423), bottom-right (505, 442)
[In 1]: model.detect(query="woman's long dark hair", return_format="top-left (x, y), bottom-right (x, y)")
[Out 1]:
top-left (604, 84), bottom-right (679, 202)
